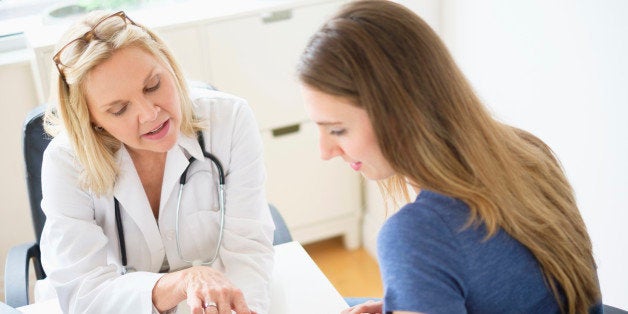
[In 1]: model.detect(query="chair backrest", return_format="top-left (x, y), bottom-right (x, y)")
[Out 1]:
top-left (23, 105), bottom-right (51, 244)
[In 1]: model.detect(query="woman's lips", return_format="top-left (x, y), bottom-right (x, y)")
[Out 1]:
top-left (350, 161), bottom-right (362, 171)
top-left (142, 119), bottom-right (170, 140)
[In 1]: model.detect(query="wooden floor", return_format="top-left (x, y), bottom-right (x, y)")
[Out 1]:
top-left (303, 236), bottom-right (383, 298)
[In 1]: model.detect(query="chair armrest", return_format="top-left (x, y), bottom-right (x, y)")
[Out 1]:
top-left (4, 242), bottom-right (42, 308)
top-left (269, 204), bottom-right (293, 245)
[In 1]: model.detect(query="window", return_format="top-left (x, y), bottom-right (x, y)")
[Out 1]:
top-left (0, 0), bottom-right (60, 52)
top-left (0, 0), bottom-right (165, 52)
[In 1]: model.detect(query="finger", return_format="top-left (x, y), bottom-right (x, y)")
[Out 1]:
top-left (203, 301), bottom-right (219, 314)
top-left (230, 289), bottom-right (251, 314)
top-left (341, 306), bottom-right (354, 314)
top-left (187, 294), bottom-right (204, 314)
top-left (217, 300), bottom-right (231, 314)
top-left (209, 291), bottom-right (230, 314)
top-left (349, 306), bottom-right (364, 314)
top-left (202, 291), bottom-right (222, 314)
top-left (353, 300), bottom-right (383, 313)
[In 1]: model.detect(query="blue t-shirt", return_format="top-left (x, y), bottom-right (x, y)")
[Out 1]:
top-left (377, 190), bottom-right (602, 314)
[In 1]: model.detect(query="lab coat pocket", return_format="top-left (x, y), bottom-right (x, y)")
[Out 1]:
top-left (182, 210), bottom-right (222, 262)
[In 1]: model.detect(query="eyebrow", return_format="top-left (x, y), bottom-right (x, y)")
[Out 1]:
top-left (100, 67), bottom-right (157, 110)
top-left (316, 121), bottom-right (343, 126)
top-left (143, 67), bottom-right (157, 86)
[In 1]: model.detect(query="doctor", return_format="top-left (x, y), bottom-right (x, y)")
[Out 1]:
top-left (39, 10), bottom-right (273, 314)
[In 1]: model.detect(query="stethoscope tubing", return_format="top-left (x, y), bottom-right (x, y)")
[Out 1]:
top-left (175, 152), bottom-right (226, 266)
top-left (114, 199), bottom-right (128, 274)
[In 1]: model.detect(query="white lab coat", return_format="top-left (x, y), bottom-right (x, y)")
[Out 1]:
top-left (37, 89), bottom-right (275, 313)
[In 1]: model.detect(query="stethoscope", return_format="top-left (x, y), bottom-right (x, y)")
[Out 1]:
top-left (114, 131), bottom-right (225, 275)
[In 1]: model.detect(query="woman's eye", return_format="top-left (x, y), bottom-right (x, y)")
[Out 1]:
top-left (145, 79), bottom-right (160, 93)
top-left (112, 104), bottom-right (128, 116)
top-left (330, 129), bottom-right (346, 136)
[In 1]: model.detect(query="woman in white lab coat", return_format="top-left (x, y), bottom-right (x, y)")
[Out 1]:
top-left (38, 10), bottom-right (274, 314)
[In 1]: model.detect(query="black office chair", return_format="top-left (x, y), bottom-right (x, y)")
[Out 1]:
top-left (4, 85), bottom-right (292, 308)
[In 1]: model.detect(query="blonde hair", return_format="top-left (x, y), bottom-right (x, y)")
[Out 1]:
top-left (298, 1), bottom-right (600, 313)
top-left (45, 10), bottom-right (204, 196)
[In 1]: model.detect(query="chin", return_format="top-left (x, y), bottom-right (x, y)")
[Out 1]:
top-left (150, 135), bottom-right (178, 153)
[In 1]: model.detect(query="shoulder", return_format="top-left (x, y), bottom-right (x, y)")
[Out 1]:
top-left (378, 190), bottom-right (471, 275)
top-left (41, 133), bottom-right (94, 217)
top-left (190, 89), bottom-right (258, 138)
top-left (190, 88), bottom-right (252, 121)
top-left (43, 132), bottom-right (82, 172)
top-left (380, 190), bottom-right (469, 248)
top-left (377, 191), bottom-right (470, 312)
top-left (188, 89), bottom-right (262, 164)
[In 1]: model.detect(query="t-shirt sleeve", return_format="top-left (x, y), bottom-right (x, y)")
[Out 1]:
top-left (377, 205), bottom-right (467, 314)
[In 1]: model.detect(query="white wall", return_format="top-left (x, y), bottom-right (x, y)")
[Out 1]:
top-left (440, 0), bottom-right (628, 309)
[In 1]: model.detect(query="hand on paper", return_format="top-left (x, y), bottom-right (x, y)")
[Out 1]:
top-left (152, 265), bottom-right (256, 314)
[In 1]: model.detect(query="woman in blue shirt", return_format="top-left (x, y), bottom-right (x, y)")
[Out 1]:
top-left (297, 1), bottom-right (601, 313)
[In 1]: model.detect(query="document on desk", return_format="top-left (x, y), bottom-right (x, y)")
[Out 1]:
top-left (176, 241), bottom-right (348, 314)
top-left (268, 241), bottom-right (349, 313)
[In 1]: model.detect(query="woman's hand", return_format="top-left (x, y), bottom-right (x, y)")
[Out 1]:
top-left (152, 265), bottom-right (255, 314)
top-left (341, 300), bottom-right (383, 314)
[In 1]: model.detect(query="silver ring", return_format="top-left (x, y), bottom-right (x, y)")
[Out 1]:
top-left (203, 301), bottom-right (217, 308)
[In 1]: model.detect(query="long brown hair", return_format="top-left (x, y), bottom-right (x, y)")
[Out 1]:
top-left (298, 1), bottom-right (600, 313)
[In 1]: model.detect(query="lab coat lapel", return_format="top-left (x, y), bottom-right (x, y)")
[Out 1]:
top-left (160, 134), bottom-right (205, 218)
top-left (113, 146), bottom-right (164, 271)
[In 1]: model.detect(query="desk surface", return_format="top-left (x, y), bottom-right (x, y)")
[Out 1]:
top-left (17, 241), bottom-right (348, 314)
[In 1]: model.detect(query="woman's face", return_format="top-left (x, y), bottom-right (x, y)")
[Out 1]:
top-left (84, 46), bottom-right (181, 158)
top-left (302, 85), bottom-right (395, 180)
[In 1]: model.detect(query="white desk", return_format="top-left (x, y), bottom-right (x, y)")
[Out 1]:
top-left (17, 241), bottom-right (348, 314)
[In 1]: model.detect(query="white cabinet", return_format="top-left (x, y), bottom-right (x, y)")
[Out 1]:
top-left (203, 1), bottom-right (345, 130)
top-left (157, 25), bottom-right (208, 84)
top-left (202, 0), bottom-right (360, 247)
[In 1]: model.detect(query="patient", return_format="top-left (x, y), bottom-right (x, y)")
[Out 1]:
top-left (39, 10), bottom-right (273, 314)
top-left (297, 1), bottom-right (602, 313)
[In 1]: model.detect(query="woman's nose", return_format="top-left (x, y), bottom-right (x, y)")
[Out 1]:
top-left (138, 101), bottom-right (160, 124)
top-left (319, 136), bottom-right (342, 161)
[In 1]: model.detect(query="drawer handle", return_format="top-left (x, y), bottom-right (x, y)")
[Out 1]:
top-left (272, 124), bottom-right (300, 137)
top-left (262, 9), bottom-right (293, 24)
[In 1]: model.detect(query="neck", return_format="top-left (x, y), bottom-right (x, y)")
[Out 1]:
top-left (126, 146), bottom-right (167, 219)
top-left (405, 177), bottom-right (420, 194)
top-left (127, 147), bottom-right (167, 165)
